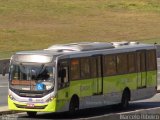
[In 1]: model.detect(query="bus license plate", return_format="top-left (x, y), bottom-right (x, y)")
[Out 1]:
top-left (27, 103), bottom-right (35, 108)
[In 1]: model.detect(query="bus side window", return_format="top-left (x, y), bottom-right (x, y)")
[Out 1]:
top-left (104, 55), bottom-right (117, 76)
top-left (128, 53), bottom-right (136, 73)
top-left (117, 54), bottom-right (128, 74)
top-left (80, 58), bottom-right (90, 79)
top-left (70, 59), bottom-right (80, 80)
top-left (146, 50), bottom-right (156, 71)
top-left (58, 60), bottom-right (69, 89)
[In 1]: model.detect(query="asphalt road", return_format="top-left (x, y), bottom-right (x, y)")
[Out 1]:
top-left (2, 93), bottom-right (160, 120)
top-left (0, 74), bottom-right (8, 107)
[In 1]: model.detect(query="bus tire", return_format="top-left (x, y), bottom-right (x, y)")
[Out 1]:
top-left (69, 95), bottom-right (79, 115)
top-left (120, 89), bottom-right (130, 109)
top-left (27, 111), bottom-right (37, 117)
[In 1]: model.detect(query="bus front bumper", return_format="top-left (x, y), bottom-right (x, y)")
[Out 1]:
top-left (8, 96), bottom-right (57, 112)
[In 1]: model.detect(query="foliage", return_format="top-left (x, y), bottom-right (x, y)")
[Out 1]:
top-left (0, 0), bottom-right (160, 58)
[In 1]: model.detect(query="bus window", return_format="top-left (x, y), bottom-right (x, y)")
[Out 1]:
top-left (140, 52), bottom-right (146, 72)
top-left (58, 60), bottom-right (69, 89)
top-left (70, 59), bottom-right (80, 80)
top-left (117, 54), bottom-right (128, 74)
top-left (80, 58), bottom-right (90, 79)
top-left (128, 53), bottom-right (136, 73)
top-left (146, 50), bottom-right (156, 71)
top-left (136, 51), bottom-right (146, 72)
top-left (104, 55), bottom-right (117, 76)
top-left (90, 58), bottom-right (97, 78)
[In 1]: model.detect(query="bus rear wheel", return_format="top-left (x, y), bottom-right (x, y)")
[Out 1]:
top-left (27, 111), bottom-right (37, 117)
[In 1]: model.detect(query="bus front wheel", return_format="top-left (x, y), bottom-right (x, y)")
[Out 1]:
top-left (69, 95), bottom-right (79, 114)
top-left (27, 111), bottom-right (37, 117)
top-left (120, 90), bottom-right (130, 109)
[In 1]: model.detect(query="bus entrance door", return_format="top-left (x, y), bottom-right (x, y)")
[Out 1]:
top-left (91, 56), bottom-right (103, 95)
top-left (137, 51), bottom-right (147, 88)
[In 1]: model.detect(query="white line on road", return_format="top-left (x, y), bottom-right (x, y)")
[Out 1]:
top-left (0, 86), bottom-right (8, 88)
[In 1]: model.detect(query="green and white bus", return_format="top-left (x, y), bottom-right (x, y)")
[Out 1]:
top-left (7, 41), bottom-right (157, 116)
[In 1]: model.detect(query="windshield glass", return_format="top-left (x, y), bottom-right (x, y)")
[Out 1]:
top-left (9, 64), bottom-right (55, 91)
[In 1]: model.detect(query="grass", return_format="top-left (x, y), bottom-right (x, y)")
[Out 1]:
top-left (0, 0), bottom-right (160, 58)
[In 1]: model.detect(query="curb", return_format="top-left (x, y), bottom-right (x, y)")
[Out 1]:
top-left (0, 110), bottom-right (22, 116)
top-left (0, 106), bottom-right (23, 116)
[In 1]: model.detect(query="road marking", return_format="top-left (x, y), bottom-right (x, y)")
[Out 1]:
top-left (0, 86), bottom-right (8, 88)
top-left (0, 82), bottom-right (8, 84)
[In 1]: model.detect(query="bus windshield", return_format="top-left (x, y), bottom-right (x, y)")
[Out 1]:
top-left (9, 64), bottom-right (55, 91)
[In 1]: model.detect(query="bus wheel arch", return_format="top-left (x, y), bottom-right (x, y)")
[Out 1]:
top-left (69, 94), bottom-right (79, 114)
top-left (121, 87), bottom-right (130, 109)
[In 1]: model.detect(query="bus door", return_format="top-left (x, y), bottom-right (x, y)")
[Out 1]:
top-left (136, 51), bottom-right (147, 88)
top-left (91, 56), bottom-right (103, 95)
top-left (57, 60), bottom-right (69, 99)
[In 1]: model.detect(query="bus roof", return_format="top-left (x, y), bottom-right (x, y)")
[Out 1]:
top-left (45, 42), bottom-right (114, 51)
top-left (14, 41), bottom-right (156, 60)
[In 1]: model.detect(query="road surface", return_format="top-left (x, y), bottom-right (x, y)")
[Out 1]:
top-left (0, 74), bottom-right (8, 107)
top-left (1, 93), bottom-right (160, 120)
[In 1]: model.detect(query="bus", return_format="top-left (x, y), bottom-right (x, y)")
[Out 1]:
top-left (7, 41), bottom-right (157, 117)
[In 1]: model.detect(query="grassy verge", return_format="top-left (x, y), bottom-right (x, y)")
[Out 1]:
top-left (0, 0), bottom-right (160, 58)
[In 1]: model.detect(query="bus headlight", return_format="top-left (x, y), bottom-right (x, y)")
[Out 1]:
top-left (45, 97), bottom-right (54, 102)
top-left (9, 94), bottom-right (16, 101)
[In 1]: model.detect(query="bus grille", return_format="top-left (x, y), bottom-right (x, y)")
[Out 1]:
top-left (14, 103), bottom-right (47, 109)
top-left (19, 92), bottom-right (43, 98)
